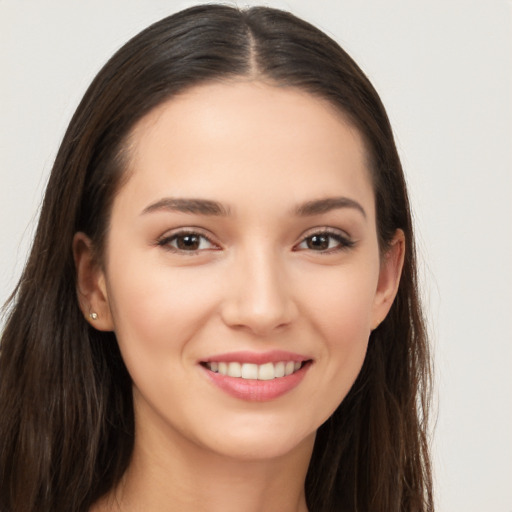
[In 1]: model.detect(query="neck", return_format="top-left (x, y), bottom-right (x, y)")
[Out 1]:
top-left (93, 406), bottom-right (314, 512)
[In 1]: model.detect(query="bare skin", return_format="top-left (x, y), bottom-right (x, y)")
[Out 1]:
top-left (92, 408), bottom-right (312, 512)
top-left (78, 81), bottom-right (404, 512)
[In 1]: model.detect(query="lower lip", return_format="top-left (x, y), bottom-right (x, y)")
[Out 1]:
top-left (201, 362), bottom-right (311, 402)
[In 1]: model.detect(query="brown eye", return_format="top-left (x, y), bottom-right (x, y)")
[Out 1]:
top-left (296, 231), bottom-right (354, 253)
top-left (158, 231), bottom-right (217, 253)
top-left (176, 234), bottom-right (201, 250)
top-left (306, 234), bottom-right (330, 251)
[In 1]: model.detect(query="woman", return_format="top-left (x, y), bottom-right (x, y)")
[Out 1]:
top-left (0, 5), bottom-right (433, 512)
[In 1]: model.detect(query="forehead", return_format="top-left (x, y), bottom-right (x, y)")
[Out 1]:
top-left (119, 80), bottom-right (374, 217)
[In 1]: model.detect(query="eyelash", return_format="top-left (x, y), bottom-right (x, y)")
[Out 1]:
top-left (157, 230), bottom-right (219, 254)
top-left (294, 228), bottom-right (355, 254)
top-left (156, 228), bottom-right (354, 255)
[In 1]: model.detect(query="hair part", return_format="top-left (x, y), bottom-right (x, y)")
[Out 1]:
top-left (0, 5), bottom-right (433, 511)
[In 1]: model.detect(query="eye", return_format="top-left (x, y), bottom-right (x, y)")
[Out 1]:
top-left (295, 230), bottom-right (354, 253)
top-left (158, 231), bottom-right (218, 253)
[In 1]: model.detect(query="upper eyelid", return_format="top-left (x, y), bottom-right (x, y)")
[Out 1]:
top-left (158, 226), bottom-right (214, 239)
top-left (294, 227), bottom-right (355, 252)
top-left (155, 226), bottom-right (353, 247)
top-left (298, 226), bottom-right (352, 240)
top-left (157, 228), bottom-right (220, 248)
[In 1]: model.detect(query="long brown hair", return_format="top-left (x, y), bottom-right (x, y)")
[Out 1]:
top-left (0, 5), bottom-right (433, 511)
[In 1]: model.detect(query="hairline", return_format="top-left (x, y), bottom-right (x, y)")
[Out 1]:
top-left (97, 75), bottom-right (379, 263)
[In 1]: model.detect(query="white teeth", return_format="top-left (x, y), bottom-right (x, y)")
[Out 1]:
top-left (274, 361), bottom-right (285, 378)
top-left (258, 362), bottom-right (275, 381)
top-left (227, 362), bottom-right (242, 378)
top-left (206, 360), bottom-right (304, 380)
top-left (241, 363), bottom-right (258, 379)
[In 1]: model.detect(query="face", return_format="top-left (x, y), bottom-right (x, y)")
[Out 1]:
top-left (77, 81), bottom-right (403, 461)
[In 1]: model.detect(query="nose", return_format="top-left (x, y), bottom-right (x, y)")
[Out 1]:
top-left (220, 246), bottom-right (298, 336)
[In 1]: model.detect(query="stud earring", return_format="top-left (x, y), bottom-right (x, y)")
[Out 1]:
top-left (89, 312), bottom-right (98, 320)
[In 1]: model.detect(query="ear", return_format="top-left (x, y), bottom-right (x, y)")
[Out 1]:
top-left (73, 232), bottom-right (114, 331)
top-left (371, 229), bottom-right (405, 330)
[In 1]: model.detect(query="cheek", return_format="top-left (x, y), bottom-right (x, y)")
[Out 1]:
top-left (104, 254), bottom-right (221, 362)
top-left (300, 263), bottom-right (378, 406)
top-left (306, 262), bottom-right (378, 341)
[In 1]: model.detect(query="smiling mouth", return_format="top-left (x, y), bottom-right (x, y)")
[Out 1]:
top-left (201, 361), bottom-right (308, 380)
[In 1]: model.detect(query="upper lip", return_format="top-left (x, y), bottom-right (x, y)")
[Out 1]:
top-left (200, 350), bottom-right (311, 365)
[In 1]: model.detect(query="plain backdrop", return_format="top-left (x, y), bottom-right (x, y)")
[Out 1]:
top-left (1, 1), bottom-right (511, 510)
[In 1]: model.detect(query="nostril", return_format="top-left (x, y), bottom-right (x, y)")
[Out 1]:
top-left (220, 297), bottom-right (297, 335)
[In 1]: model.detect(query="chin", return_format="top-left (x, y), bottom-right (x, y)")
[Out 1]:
top-left (202, 428), bottom-right (316, 462)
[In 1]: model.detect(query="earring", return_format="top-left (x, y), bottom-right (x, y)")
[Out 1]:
top-left (89, 312), bottom-right (98, 320)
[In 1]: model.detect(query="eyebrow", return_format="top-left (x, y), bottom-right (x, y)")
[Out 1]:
top-left (294, 197), bottom-right (367, 218)
top-left (141, 196), bottom-right (366, 219)
top-left (141, 198), bottom-right (230, 216)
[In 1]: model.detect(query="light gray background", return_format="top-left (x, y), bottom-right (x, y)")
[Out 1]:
top-left (1, 1), bottom-right (511, 510)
